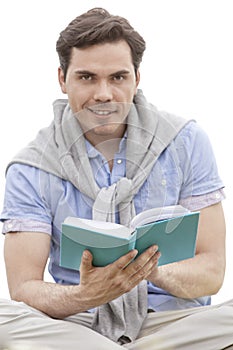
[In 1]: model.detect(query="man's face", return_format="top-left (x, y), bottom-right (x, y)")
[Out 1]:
top-left (58, 40), bottom-right (140, 145)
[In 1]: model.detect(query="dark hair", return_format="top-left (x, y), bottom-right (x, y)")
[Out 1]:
top-left (56, 7), bottom-right (146, 80)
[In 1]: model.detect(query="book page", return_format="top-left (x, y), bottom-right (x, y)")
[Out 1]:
top-left (130, 205), bottom-right (190, 230)
top-left (64, 217), bottom-right (131, 238)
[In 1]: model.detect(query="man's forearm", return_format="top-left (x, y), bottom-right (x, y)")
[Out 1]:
top-left (12, 280), bottom-right (93, 319)
top-left (149, 252), bottom-right (225, 299)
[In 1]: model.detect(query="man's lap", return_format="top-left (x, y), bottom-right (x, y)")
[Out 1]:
top-left (0, 299), bottom-right (121, 350)
top-left (1, 298), bottom-right (233, 350)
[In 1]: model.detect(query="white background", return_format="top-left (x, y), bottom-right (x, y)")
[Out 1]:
top-left (0, 0), bottom-right (232, 303)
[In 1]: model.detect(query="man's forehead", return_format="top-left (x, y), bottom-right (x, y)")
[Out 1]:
top-left (70, 41), bottom-right (132, 62)
top-left (68, 43), bottom-right (134, 76)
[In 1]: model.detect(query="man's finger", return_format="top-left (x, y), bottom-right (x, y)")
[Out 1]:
top-left (113, 249), bottom-right (138, 270)
top-left (80, 250), bottom-right (93, 272)
top-left (126, 245), bottom-right (159, 274)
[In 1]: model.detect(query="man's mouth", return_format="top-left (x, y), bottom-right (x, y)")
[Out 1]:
top-left (91, 110), bottom-right (113, 116)
top-left (87, 106), bottom-right (117, 117)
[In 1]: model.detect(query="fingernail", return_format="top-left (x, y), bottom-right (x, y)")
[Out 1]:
top-left (82, 250), bottom-right (89, 259)
top-left (150, 245), bottom-right (158, 253)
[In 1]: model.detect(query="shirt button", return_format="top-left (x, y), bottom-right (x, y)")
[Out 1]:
top-left (117, 159), bottom-right (122, 164)
top-left (7, 223), bottom-right (13, 229)
top-left (161, 179), bottom-right (167, 186)
top-left (215, 192), bottom-right (221, 199)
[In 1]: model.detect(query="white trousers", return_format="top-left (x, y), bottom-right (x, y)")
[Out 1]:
top-left (0, 298), bottom-right (233, 350)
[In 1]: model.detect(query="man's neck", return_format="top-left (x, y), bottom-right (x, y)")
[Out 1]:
top-left (85, 125), bottom-right (126, 171)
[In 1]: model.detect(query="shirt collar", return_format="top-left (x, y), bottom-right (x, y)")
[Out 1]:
top-left (85, 132), bottom-right (127, 159)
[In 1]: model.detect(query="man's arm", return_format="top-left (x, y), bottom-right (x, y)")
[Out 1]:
top-left (4, 231), bottom-right (160, 319)
top-left (146, 202), bottom-right (226, 298)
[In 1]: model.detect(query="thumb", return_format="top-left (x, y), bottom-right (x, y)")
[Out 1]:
top-left (80, 250), bottom-right (93, 272)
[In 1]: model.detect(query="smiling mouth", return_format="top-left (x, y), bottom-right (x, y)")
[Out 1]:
top-left (87, 107), bottom-right (117, 118)
top-left (92, 110), bottom-right (113, 116)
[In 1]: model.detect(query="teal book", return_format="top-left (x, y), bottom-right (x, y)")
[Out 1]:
top-left (60, 205), bottom-right (199, 270)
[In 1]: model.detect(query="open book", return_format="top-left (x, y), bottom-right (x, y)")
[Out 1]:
top-left (60, 205), bottom-right (199, 270)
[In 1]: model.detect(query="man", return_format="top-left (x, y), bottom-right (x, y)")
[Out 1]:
top-left (0, 7), bottom-right (233, 350)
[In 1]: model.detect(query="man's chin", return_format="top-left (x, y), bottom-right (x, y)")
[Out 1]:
top-left (85, 123), bottom-right (126, 138)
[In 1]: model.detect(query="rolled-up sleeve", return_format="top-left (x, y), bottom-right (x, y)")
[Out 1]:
top-left (1, 163), bottom-right (52, 234)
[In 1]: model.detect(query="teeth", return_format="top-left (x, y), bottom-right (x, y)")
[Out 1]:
top-left (93, 110), bottom-right (111, 115)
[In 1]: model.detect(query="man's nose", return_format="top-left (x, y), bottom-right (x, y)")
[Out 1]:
top-left (93, 80), bottom-right (113, 102)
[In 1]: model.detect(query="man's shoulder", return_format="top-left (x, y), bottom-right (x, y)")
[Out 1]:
top-left (6, 163), bottom-right (59, 184)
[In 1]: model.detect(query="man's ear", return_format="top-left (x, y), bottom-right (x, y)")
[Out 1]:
top-left (136, 70), bottom-right (140, 87)
top-left (58, 67), bottom-right (67, 94)
top-left (134, 70), bottom-right (140, 95)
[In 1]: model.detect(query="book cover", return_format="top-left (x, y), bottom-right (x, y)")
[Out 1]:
top-left (60, 208), bottom-right (199, 270)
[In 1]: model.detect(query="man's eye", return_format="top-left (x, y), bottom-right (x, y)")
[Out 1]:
top-left (113, 75), bottom-right (124, 81)
top-left (81, 75), bottom-right (92, 81)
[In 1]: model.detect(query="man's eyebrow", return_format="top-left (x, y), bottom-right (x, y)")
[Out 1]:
top-left (110, 70), bottom-right (130, 76)
top-left (74, 69), bottom-right (131, 76)
top-left (74, 70), bottom-right (96, 76)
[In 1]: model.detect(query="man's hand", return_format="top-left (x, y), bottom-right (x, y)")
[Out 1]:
top-left (79, 245), bottom-right (161, 308)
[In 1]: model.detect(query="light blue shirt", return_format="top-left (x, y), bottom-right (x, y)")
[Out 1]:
top-left (1, 121), bottom-right (225, 311)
